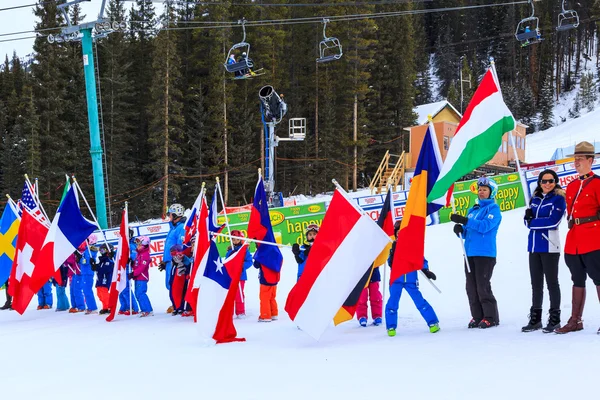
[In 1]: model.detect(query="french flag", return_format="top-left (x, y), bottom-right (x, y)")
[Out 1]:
top-left (285, 189), bottom-right (390, 340)
top-left (196, 240), bottom-right (247, 344)
top-left (246, 176), bottom-right (282, 284)
top-left (106, 208), bottom-right (130, 322)
top-left (29, 186), bottom-right (96, 293)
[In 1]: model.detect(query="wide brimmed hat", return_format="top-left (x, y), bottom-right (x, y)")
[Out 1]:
top-left (567, 141), bottom-right (599, 157)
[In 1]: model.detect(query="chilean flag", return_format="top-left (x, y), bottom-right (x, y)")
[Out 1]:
top-left (30, 186), bottom-right (97, 293)
top-left (106, 208), bottom-right (130, 322)
top-left (8, 208), bottom-right (49, 314)
top-left (246, 176), bottom-right (282, 284)
top-left (186, 196), bottom-right (210, 318)
top-left (183, 190), bottom-right (203, 250)
top-left (285, 189), bottom-right (390, 340)
top-left (196, 240), bottom-right (247, 344)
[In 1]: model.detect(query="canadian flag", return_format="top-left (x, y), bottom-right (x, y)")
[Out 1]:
top-left (106, 208), bottom-right (130, 322)
top-left (8, 208), bottom-right (49, 315)
top-left (185, 196), bottom-right (210, 321)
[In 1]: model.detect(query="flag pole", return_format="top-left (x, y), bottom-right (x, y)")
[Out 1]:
top-left (215, 177), bottom-right (245, 305)
top-left (6, 195), bottom-right (20, 219)
top-left (72, 177), bottom-right (110, 247)
top-left (24, 174), bottom-right (49, 220)
top-left (451, 196), bottom-right (472, 274)
top-left (212, 232), bottom-right (292, 248)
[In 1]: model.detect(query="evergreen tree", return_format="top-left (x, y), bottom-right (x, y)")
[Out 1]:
top-left (538, 72), bottom-right (554, 131)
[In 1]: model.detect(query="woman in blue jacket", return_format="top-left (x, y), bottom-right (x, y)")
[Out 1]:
top-left (521, 169), bottom-right (566, 333)
top-left (451, 177), bottom-right (502, 329)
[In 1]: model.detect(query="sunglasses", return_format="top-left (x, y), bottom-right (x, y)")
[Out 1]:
top-left (540, 179), bottom-right (555, 184)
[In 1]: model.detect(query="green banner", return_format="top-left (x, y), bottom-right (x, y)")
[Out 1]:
top-left (215, 202), bottom-right (326, 253)
top-left (438, 172), bottom-right (525, 223)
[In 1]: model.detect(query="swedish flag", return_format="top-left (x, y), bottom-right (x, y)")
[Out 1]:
top-left (0, 202), bottom-right (20, 286)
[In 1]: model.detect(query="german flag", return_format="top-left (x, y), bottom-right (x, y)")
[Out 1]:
top-left (333, 189), bottom-right (395, 325)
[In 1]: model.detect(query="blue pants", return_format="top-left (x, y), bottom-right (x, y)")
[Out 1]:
top-left (135, 281), bottom-right (153, 313)
top-left (119, 281), bottom-right (139, 312)
top-left (167, 262), bottom-right (175, 307)
top-left (55, 286), bottom-right (70, 310)
top-left (69, 275), bottom-right (85, 310)
top-left (385, 281), bottom-right (438, 330)
top-left (37, 282), bottom-right (53, 307)
top-left (81, 274), bottom-right (97, 311)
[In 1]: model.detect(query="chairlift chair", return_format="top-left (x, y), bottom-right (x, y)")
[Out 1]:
top-left (557, 1), bottom-right (579, 32)
top-left (515, 0), bottom-right (543, 47)
top-left (224, 19), bottom-right (254, 74)
top-left (316, 19), bottom-right (343, 63)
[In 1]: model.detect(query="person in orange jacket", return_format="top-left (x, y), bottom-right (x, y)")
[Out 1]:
top-left (254, 260), bottom-right (278, 322)
top-left (555, 141), bottom-right (600, 334)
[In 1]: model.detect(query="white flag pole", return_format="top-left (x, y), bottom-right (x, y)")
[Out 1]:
top-left (72, 178), bottom-right (110, 247)
top-left (24, 174), bottom-right (50, 221)
top-left (212, 232), bottom-right (292, 248)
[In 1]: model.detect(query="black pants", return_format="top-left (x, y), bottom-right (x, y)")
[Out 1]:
top-left (465, 256), bottom-right (499, 323)
top-left (565, 250), bottom-right (600, 287)
top-left (529, 252), bottom-right (561, 309)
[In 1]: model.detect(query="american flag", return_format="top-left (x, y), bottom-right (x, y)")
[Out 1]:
top-left (20, 181), bottom-right (38, 211)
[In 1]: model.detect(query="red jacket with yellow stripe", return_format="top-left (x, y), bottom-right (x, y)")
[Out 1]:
top-left (565, 172), bottom-right (600, 255)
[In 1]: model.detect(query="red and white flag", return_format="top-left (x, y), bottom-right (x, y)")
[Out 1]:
top-left (185, 196), bottom-right (210, 319)
top-left (8, 208), bottom-right (49, 315)
top-left (106, 208), bottom-right (130, 322)
top-left (284, 189), bottom-right (391, 340)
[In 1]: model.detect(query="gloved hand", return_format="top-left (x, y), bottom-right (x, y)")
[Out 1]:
top-left (158, 261), bottom-right (166, 272)
top-left (453, 224), bottom-right (464, 235)
top-left (422, 269), bottom-right (436, 280)
top-left (75, 252), bottom-right (82, 263)
top-left (291, 243), bottom-right (300, 256)
top-left (524, 208), bottom-right (534, 223)
top-left (90, 260), bottom-right (98, 272)
top-left (128, 272), bottom-right (134, 280)
top-left (450, 213), bottom-right (468, 225)
top-left (227, 245), bottom-right (232, 251)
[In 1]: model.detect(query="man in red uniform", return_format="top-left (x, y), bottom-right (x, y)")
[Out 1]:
top-left (556, 141), bottom-right (600, 334)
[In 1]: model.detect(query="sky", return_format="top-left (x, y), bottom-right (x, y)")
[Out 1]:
top-left (0, 0), bottom-right (150, 61)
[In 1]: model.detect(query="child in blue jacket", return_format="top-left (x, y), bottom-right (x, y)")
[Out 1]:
top-left (385, 222), bottom-right (439, 336)
top-left (119, 231), bottom-right (139, 315)
top-left (291, 224), bottom-right (319, 281)
top-left (95, 243), bottom-right (115, 315)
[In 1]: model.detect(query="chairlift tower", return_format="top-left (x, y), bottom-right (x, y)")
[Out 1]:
top-left (258, 86), bottom-right (305, 205)
top-left (47, 0), bottom-right (119, 229)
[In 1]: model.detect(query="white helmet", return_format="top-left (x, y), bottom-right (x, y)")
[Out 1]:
top-left (168, 203), bottom-right (184, 218)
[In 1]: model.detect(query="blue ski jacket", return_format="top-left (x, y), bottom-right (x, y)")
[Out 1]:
top-left (462, 198), bottom-right (502, 258)
top-left (525, 189), bottom-right (566, 253)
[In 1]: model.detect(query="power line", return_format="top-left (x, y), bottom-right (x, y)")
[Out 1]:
top-left (0, 1), bottom-right (59, 12)
top-left (121, 0), bottom-right (434, 7)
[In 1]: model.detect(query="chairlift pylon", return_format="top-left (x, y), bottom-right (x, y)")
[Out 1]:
top-left (316, 19), bottom-right (343, 63)
top-left (224, 19), bottom-right (256, 77)
top-left (557, 0), bottom-right (579, 32)
top-left (515, 0), bottom-right (543, 47)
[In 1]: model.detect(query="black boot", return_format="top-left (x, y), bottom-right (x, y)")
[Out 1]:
top-left (0, 294), bottom-right (12, 310)
top-left (521, 307), bottom-right (542, 332)
top-left (542, 308), bottom-right (561, 333)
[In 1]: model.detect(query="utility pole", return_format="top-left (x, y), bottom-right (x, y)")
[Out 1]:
top-left (48, 0), bottom-right (118, 228)
top-left (459, 56), bottom-right (472, 114)
top-left (353, 94), bottom-right (358, 191)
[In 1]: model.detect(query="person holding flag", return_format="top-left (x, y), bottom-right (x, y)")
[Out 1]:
top-left (119, 228), bottom-right (139, 315)
top-left (132, 236), bottom-right (153, 317)
top-left (292, 224), bottom-right (318, 281)
top-left (226, 231), bottom-right (253, 318)
top-left (451, 177), bottom-right (502, 329)
top-left (159, 203), bottom-right (186, 314)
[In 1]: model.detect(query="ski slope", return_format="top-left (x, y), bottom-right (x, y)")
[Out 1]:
top-left (1, 207), bottom-right (599, 400)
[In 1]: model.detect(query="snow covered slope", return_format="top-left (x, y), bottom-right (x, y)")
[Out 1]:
top-left (526, 106), bottom-right (600, 163)
top-left (2, 207), bottom-right (599, 400)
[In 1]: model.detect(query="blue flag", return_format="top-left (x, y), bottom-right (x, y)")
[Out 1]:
top-left (0, 202), bottom-right (20, 286)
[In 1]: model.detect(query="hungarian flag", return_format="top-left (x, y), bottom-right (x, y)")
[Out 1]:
top-left (390, 122), bottom-right (447, 283)
top-left (247, 175), bottom-right (282, 284)
top-left (31, 186), bottom-right (96, 292)
top-left (186, 196), bottom-right (210, 319)
top-left (106, 208), bottom-right (130, 322)
top-left (196, 240), bottom-right (247, 344)
top-left (8, 208), bottom-right (49, 315)
top-left (285, 189), bottom-right (390, 340)
top-left (333, 189), bottom-right (395, 325)
top-left (427, 65), bottom-right (515, 202)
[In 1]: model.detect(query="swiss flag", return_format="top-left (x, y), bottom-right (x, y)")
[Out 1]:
top-left (8, 208), bottom-right (49, 315)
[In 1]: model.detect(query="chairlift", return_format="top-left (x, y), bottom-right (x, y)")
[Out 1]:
top-left (316, 19), bottom-right (343, 63)
top-left (515, 1), bottom-right (543, 47)
top-left (224, 19), bottom-right (254, 75)
top-left (557, 0), bottom-right (579, 32)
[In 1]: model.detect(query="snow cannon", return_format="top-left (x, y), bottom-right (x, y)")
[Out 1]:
top-left (259, 85), bottom-right (287, 124)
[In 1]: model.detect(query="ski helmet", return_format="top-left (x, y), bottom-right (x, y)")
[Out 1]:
top-left (477, 177), bottom-right (498, 199)
top-left (305, 224), bottom-right (319, 236)
top-left (168, 203), bottom-right (185, 218)
top-left (99, 243), bottom-right (114, 256)
top-left (136, 236), bottom-right (151, 246)
top-left (231, 230), bottom-right (245, 239)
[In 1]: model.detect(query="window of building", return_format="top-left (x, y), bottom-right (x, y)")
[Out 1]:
top-left (443, 136), bottom-right (449, 150)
